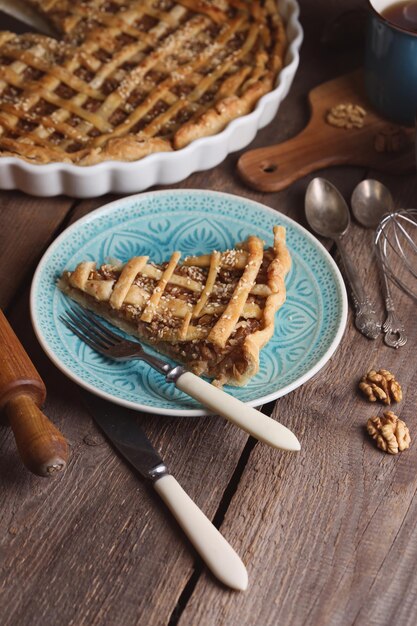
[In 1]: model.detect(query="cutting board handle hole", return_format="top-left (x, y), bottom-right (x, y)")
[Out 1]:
top-left (261, 163), bottom-right (278, 173)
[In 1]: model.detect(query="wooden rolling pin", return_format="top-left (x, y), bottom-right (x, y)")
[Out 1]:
top-left (0, 309), bottom-right (69, 476)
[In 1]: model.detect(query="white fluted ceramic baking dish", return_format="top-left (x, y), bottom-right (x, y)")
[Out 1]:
top-left (0, 0), bottom-right (302, 197)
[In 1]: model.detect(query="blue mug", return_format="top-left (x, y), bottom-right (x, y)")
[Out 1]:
top-left (365, 0), bottom-right (417, 126)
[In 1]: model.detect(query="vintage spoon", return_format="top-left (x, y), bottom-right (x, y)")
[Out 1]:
top-left (305, 177), bottom-right (381, 339)
top-left (351, 179), bottom-right (407, 348)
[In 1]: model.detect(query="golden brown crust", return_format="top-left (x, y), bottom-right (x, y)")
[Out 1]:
top-left (208, 235), bottom-right (264, 349)
top-left (58, 226), bottom-right (291, 386)
top-left (79, 137), bottom-right (173, 165)
top-left (109, 256), bottom-right (148, 309)
top-left (0, 1), bottom-right (287, 165)
top-left (238, 226), bottom-right (291, 385)
top-left (173, 79), bottom-right (272, 149)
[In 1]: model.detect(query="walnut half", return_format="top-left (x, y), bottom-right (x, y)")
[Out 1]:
top-left (367, 411), bottom-right (411, 454)
top-left (359, 369), bottom-right (402, 405)
top-left (326, 103), bottom-right (366, 129)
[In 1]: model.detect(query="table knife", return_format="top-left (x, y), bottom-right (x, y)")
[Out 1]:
top-left (81, 392), bottom-right (248, 591)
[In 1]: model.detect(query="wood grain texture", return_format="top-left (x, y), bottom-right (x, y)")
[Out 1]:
top-left (179, 249), bottom-right (417, 626)
top-left (1, 0), bottom-right (417, 624)
top-left (177, 0), bottom-right (417, 623)
top-left (0, 308), bottom-right (46, 409)
top-left (237, 71), bottom-right (415, 192)
top-left (0, 290), bottom-right (249, 626)
top-left (0, 192), bottom-right (74, 308)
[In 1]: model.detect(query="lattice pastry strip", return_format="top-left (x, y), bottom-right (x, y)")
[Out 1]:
top-left (0, 0), bottom-right (287, 164)
top-left (58, 225), bottom-right (291, 386)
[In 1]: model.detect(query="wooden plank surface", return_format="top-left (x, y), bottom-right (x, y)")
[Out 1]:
top-left (179, 212), bottom-right (417, 625)
top-left (0, 216), bottom-right (249, 626)
top-left (1, 0), bottom-right (417, 624)
top-left (0, 193), bottom-right (74, 309)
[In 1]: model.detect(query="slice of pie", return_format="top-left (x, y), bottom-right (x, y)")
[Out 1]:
top-left (58, 225), bottom-right (291, 386)
top-left (0, 0), bottom-right (287, 165)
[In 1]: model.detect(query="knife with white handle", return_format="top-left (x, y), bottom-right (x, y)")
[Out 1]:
top-left (153, 474), bottom-right (247, 590)
top-left (82, 392), bottom-right (248, 591)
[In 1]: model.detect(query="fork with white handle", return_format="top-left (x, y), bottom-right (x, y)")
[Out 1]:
top-left (60, 303), bottom-right (300, 452)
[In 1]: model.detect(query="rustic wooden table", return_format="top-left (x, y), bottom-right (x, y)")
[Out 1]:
top-left (1, 1), bottom-right (417, 625)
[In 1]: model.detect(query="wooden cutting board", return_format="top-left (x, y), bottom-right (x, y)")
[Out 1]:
top-left (237, 70), bottom-right (415, 192)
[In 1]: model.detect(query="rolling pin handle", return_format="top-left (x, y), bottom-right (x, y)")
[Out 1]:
top-left (0, 309), bottom-right (69, 477)
top-left (5, 394), bottom-right (69, 477)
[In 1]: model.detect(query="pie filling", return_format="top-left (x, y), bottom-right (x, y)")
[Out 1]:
top-left (58, 226), bottom-right (291, 386)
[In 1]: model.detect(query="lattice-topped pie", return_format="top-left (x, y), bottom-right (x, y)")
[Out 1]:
top-left (58, 225), bottom-right (291, 386)
top-left (0, 0), bottom-right (286, 164)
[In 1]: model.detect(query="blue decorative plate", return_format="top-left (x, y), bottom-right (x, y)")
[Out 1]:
top-left (30, 190), bottom-right (347, 416)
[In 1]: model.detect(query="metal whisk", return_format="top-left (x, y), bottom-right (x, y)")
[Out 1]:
top-left (375, 209), bottom-right (417, 303)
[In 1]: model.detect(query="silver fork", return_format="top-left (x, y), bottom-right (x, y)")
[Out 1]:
top-left (59, 303), bottom-right (300, 452)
